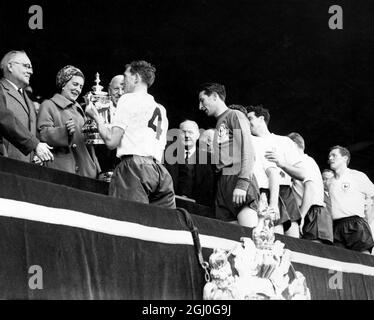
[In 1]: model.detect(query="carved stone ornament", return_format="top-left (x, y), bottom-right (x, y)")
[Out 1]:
top-left (203, 193), bottom-right (311, 300)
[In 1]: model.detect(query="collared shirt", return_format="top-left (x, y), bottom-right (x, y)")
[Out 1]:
top-left (327, 168), bottom-right (374, 220)
top-left (185, 145), bottom-right (196, 160)
top-left (5, 79), bottom-right (21, 92)
top-left (251, 135), bottom-right (277, 188)
top-left (292, 154), bottom-right (325, 207)
top-left (113, 92), bottom-right (169, 163)
top-left (214, 109), bottom-right (255, 191)
top-left (256, 133), bottom-right (302, 186)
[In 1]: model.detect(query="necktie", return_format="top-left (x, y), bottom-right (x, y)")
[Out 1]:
top-left (185, 150), bottom-right (189, 163)
top-left (18, 88), bottom-right (26, 103)
top-left (18, 88), bottom-right (23, 99)
top-left (18, 89), bottom-right (30, 114)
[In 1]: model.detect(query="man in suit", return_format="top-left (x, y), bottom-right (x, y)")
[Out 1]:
top-left (108, 75), bottom-right (125, 111)
top-left (164, 120), bottom-right (215, 207)
top-left (95, 75), bottom-right (124, 178)
top-left (0, 50), bottom-right (53, 162)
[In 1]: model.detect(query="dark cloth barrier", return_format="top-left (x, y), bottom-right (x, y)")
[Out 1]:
top-left (0, 155), bottom-right (108, 195)
top-left (0, 216), bottom-right (204, 299)
top-left (0, 170), bottom-right (374, 299)
top-left (0, 172), bottom-right (207, 299)
top-left (175, 197), bottom-right (214, 218)
top-left (0, 155), bottom-right (213, 218)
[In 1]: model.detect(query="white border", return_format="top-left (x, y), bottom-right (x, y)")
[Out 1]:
top-left (1, 197), bottom-right (374, 276)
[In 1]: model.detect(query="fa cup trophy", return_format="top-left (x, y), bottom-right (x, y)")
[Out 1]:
top-left (82, 73), bottom-right (113, 144)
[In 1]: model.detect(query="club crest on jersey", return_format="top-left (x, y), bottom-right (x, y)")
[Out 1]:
top-left (217, 123), bottom-right (229, 143)
top-left (341, 182), bottom-right (350, 191)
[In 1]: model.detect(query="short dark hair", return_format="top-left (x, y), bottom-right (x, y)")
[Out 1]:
top-left (246, 105), bottom-right (270, 125)
top-left (125, 60), bottom-right (156, 88)
top-left (330, 145), bottom-right (351, 166)
top-left (198, 82), bottom-right (226, 102)
top-left (228, 104), bottom-right (247, 115)
top-left (288, 132), bottom-right (305, 151)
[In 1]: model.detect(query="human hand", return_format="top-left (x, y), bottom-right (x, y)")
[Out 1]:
top-left (32, 155), bottom-right (44, 165)
top-left (35, 143), bottom-right (54, 162)
top-left (268, 205), bottom-right (280, 221)
top-left (233, 188), bottom-right (247, 207)
top-left (85, 100), bottom-right (100, 121)
top-left (65, 118), bottom-right (76, 135)
top-left (265, 150), bottom-right (286, 168)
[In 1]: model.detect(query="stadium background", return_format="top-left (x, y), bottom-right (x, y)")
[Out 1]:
top-left (0, 0), bottom-right (373, 177)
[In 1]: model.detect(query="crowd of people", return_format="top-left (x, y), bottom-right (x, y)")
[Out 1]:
top-left (0, 50), bottom-right (373, 255)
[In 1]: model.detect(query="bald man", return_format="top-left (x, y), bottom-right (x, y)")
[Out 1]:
top-left (108, 74), bottom-right (124, 107)
top-left (0, 50), bottom-right (53, 163)
top-left (164, 120), bottom-right (215, 207)
top-left (95, 75), bottom-right (125, 177)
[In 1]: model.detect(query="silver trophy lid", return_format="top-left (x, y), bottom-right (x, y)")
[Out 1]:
top-left (92, 72), bottom-right (108, 96)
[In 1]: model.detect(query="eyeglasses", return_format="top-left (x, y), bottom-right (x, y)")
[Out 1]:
top-left (110, 88), bottom-right (123, 93)
top-left (10, 61), bottom-right (33, 71)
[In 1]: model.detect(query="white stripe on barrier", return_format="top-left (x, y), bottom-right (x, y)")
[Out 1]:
top-left (1, 197), bottom-right (374, 276)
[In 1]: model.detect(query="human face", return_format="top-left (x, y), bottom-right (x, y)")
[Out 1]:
top-left (123, 67), bottom-right (137, 94)
top-left (179, 122), bottom-right (199, 149)
top-left (8, 53), bottom-right (33, 88)
top-left (247, 111), bottom-right (263, 136)
top-left (198, 91), bottom-right (216, 117)
top-left (109, 76), bottom-right (124, 106)
top-left (328, 149), bottom-right (347, 171)
top-left (61, 76), bottom-right (84, 102)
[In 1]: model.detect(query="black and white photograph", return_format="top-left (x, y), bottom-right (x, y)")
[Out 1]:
top-left (0, 0), bottom-right (374, 304)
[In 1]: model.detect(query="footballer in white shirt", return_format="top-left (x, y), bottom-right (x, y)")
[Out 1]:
top-left (327, 146), bottom-right (374, 253)
top-left (86, 60), bottom-right (175, 209)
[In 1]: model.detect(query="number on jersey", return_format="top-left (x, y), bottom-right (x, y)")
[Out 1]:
top-left (147, 107), bottom-right (163, 140)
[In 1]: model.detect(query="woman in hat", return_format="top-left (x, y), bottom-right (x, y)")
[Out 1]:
top-left (37, 65), bottom-right (100, 178)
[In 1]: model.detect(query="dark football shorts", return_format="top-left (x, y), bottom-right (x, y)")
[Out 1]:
top-left (109, 155), bottom-right (176, 209)
top-left (302, 205), bottom-right (333, 244)
top-left (333, 215), bottom-right (374, 253)
top-left (215, 173), bottom-right (259, 222)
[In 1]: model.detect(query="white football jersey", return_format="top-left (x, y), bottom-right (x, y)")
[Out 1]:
top-left (327, 168), bottom-right (374, 220)
top-left (252, 135), bottom-right (277, 188)
top-left (256, 133), bottom-right (302, 186)
top-left (112, 92), bottom-right (168, 162)
top-left (292, 154), bottom-right (325, 207)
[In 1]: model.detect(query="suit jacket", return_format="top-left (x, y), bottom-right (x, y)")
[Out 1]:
top-left (0, 78), bottom-right (38, 162)
top-left (37, 93), bottom-right (99, 179)
top-left (164, 144), bottom-right (216, 207)
top-left (0, 87), bottom-right (39, 157)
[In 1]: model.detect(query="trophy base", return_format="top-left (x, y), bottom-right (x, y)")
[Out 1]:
top-left (85, 139), bottom-right (105, 145)
top-left (83, 132), bottom-right (105, 145)
top-left (98, 171), bottom-right (114, 183)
